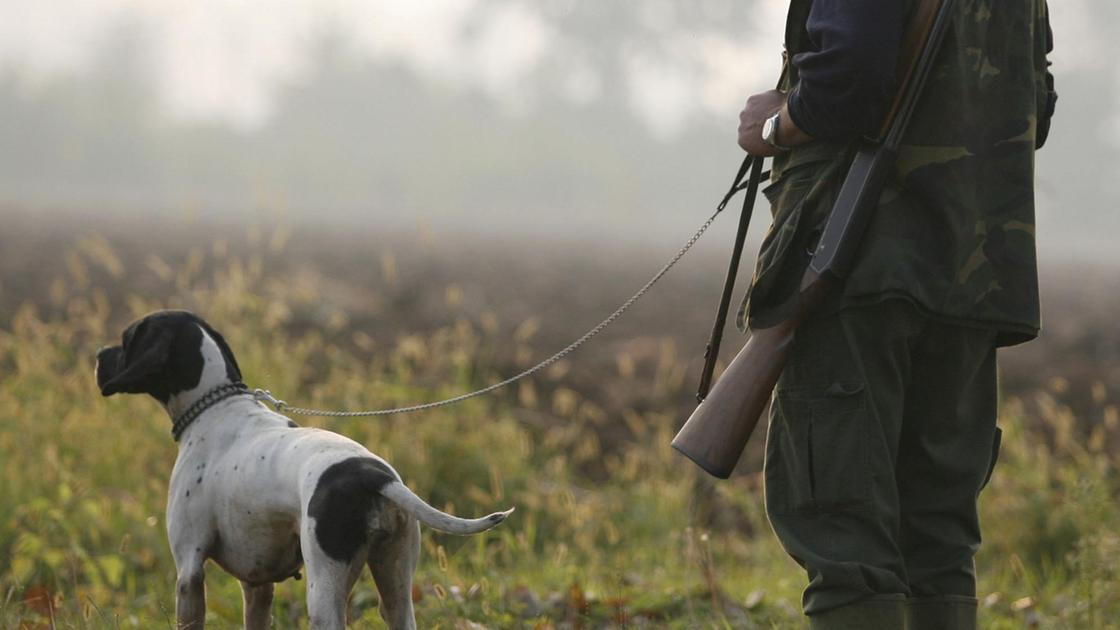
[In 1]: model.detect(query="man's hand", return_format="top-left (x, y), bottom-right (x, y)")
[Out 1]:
top-left (737, 89), bottom-right (813, 155)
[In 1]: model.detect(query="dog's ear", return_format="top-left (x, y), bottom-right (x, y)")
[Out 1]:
top-left (98, 320), bottom-right (174, 397)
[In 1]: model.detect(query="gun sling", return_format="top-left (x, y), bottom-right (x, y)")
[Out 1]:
top-left (696, 155), bottom-right (767, 403)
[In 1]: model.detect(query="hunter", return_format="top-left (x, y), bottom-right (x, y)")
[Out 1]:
top-left (734, 1), bottom-right (1057, 629)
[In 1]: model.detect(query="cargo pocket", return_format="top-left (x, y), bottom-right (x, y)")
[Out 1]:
top-left (980, 426), bottom-right (1002, 491)
top-left (765, 382), bottom-right (870, 514)
top-left (808, 382), bottom-right (870, 512)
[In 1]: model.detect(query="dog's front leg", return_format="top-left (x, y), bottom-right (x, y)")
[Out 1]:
top-left (240, 581), bottom-right (274, 630)
top-left (175, 564), bottom-right (206, 629)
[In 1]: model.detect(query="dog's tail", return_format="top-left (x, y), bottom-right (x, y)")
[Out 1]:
top-left (381, 482), bottom-right (514, 535)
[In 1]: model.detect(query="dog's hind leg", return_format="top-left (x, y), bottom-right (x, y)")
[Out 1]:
top-left (303, 556), bottom-right (366, 629)
top-left (302, 526), bottom-right (368, 629)
top-left (368, 521), bottom-right (421, 630)
top-left (173, 562), bottom-right (206, 629)
top-left (240, 581), bottom-right (274, 630)
top-left (302, 456), bottom-right (401, 627)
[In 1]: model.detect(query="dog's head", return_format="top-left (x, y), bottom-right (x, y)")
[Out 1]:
top-left (96, 310), bottom-right (242, 404)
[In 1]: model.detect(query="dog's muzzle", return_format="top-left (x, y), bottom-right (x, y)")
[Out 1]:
top-left (95, 346), bottom-right (123, 394)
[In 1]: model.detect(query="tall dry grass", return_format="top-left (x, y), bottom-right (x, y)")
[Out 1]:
top-left (0, 229), bottom-right (1116, 628)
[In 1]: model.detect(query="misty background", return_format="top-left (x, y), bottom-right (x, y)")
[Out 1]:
top-left (0, 0), bottom-right (1116, 263)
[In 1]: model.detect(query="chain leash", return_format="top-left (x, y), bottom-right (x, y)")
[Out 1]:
top-left (252, 163), bottom-right (764, 418)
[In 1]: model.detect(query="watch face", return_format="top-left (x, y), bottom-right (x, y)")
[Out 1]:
top-left (763, 115), bottom-right (778, 143)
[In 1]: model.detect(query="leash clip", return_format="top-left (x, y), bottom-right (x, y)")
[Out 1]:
top-left (253, 388), bottom-right (288, 412)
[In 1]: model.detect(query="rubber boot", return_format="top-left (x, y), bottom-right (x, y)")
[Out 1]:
top-left (808, 594), bottom-right (906, 630)
top-left (905, 596), bottom-right (977, 630)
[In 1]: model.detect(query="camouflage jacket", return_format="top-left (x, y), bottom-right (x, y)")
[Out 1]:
top-left (739, 0), bottom-right (1057, 347)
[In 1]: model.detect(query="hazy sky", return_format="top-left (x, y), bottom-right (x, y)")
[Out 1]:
top-left (0, 0), bottom-right (798, 136)
top-left (0, 0), bottom-right (1116, 263)
top-left (0, 0), bottom-right (1108, 139)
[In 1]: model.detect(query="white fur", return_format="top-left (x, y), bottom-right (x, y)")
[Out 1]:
top-left (161, 327), bottom-right (511, 630)
top-left (165, 326), bottom-right (230, 418)
top-left (381, 482), bottom-right (515, 535)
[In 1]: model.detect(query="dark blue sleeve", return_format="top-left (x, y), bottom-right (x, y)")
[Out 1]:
top-left (786, 0), bottom-right (905, 140)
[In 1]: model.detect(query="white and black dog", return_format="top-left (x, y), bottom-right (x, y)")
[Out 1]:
top-left (95, 310), bottom-right (513, 630)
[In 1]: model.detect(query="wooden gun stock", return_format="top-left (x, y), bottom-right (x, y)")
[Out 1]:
top-left (672, 275), bottom-right (829, 479)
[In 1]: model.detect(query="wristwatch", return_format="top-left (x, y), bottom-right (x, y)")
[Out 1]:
top-left (762, 111), bottom-right (792, 152)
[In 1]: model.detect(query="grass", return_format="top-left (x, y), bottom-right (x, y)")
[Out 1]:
top-left (0, 226), bottom-right (1117, 628)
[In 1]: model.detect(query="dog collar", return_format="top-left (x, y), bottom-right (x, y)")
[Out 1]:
top-left (172, 382), bottom-right (250, 442)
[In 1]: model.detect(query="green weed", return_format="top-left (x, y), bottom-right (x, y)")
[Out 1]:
top-left (0, 230), bottom-right (1117, 628)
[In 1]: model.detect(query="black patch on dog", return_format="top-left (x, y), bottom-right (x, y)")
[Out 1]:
top-left (307, 458), bottom-right (398, 562)
top-left (94, 346), bottom-right (122, 390)
top-left (96, 310), bottom-right (242, 403)
top-left (287, 420), bottom-right (298, 428)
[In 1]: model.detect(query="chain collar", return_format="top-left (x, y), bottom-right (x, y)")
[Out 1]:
top-left (172, 382), bottom-right (250, 442)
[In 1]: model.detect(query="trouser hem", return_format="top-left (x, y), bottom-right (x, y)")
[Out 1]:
top-left (906, 594), bottom-right (978, 606)
top-left (806, 592), bottom-right (907, 616)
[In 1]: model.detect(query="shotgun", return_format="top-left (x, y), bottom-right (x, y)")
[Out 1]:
top-left (672, 0), bottom-right (957, 479)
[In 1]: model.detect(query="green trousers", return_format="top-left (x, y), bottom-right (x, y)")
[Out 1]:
top-left (763, 300), bottom-right (1002, 627)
